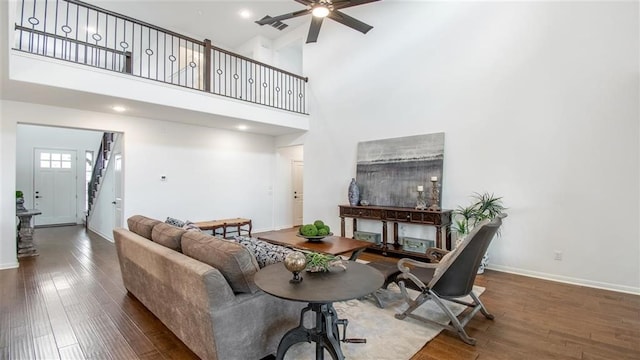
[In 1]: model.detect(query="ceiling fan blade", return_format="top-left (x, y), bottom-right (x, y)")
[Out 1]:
top-left (328, 10), bottom-right (373, 34)
top-left (306, 16), bottom-right (324, 43)
top-left (255, 9), bottom-right (311, 25)
top-left (332, 0), bottom-right (381, 10)
top-left (294, 0), bottom-right (315, 5)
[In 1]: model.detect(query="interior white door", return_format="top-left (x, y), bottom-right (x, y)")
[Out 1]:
top-left (113, 152), bottom-right (123, 229)
top-left (292, 160), bottom-right (304, 226)
top-left (34, 148), bottom-right (77, 226)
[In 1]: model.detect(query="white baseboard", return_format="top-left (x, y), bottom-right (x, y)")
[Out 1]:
top-left (488, 264), bottom-right (640, 295)
top-left (87, 226), bottom-right (114, 243)
top-left (0, 261), bottom-right (19, 270)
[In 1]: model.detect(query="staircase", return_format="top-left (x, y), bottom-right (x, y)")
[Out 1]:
top-left (86, 132), bottom-right (115, 223)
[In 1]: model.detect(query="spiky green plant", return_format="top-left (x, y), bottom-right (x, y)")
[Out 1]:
top-left (471, 192), bottom-right (506, 222)
top-left (453, 192), bottom-right (506, 236)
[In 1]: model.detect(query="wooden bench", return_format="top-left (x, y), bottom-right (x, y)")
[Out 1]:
top-left (194, 218), bottom-right (252, 238)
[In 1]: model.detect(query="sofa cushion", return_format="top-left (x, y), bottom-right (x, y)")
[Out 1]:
top-left (181, 231), bottom-right (259, 294)
top-left (165, 216), bottom-right (186, 228)
top-left (151, 222), bottom-right (186, 252)
top-left (235, 236), bottom-right (293, 268)
top-left (127, 215), bottom-right (162, 239)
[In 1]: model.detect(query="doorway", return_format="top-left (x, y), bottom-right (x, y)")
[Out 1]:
top-left (17, 124), bottom-right (123, 240)
top-left (292, 160), bottom-right (304, 226)
top-left (33, 148), bottom-right (77, 225)
top-left (112, 151), bottom-right (123, 229)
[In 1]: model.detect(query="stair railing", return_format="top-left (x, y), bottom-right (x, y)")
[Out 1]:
top-left (13, 0), bottom-right (308, 114)
top-left (87, 132), bottom-right (113, 216)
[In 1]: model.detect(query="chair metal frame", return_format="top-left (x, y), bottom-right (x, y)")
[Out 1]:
top-left (394, 215), bottom-right (506, 345)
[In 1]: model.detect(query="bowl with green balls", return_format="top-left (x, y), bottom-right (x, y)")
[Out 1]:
top-left (296, 220), bottom-right (333, 242)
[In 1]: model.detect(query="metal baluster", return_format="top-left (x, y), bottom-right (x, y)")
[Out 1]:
top-left (155, 29), bottom-right (159, 81)
top-left (138, 23), bottom-right (142, 77)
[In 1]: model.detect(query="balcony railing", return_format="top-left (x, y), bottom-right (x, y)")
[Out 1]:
top-left (13, 0), bottom-right (308, 114)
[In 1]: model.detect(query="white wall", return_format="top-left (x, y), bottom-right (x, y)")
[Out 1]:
top-left (16, 124), bottom-right (103, 224)
top-left (0, 101), bottom-right (18, 269)
top-left (0, 100), bottom-right (282, 268)
top-left (300, 1), bottom-right (639, 293)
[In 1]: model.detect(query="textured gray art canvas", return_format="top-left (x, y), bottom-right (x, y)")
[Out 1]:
top-left (356, 133), bottom-right (444, 208)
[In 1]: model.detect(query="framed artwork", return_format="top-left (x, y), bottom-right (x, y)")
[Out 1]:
top-left (356, 132), bottom-right (444, 208)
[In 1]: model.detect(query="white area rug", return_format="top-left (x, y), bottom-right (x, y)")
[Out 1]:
top-left (283, 284), bottom-right (485, 360)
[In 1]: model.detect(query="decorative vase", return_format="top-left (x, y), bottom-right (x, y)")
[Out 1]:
top-left (284, 251), bottom-right (307, 283)
top-left (478, 253), bottom-right (489, 274)
top-left (348, 178), bottom-right (360, 206)
top-left (16, 197), bottom-right (26, 212)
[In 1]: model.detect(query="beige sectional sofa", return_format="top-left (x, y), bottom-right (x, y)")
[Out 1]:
top-left (113, 215), bottom-right (304, 360)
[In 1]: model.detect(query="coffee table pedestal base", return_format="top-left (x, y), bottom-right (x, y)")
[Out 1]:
top-left (276, 303), bottom-right (344, 360)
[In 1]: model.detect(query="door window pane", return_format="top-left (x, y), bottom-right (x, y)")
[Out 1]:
top-left (40, 161), bottom-right (50, 168)
top-left (51, 153), bottom-right (61, 161)
top-left (40, 152), bottom-right (50, 160)
top-left (62, 154), bottom-right (71, 161)
top-left (62, 161), bottom-right (71, 169)
top-left (51, 161), bottom-right (61, 168)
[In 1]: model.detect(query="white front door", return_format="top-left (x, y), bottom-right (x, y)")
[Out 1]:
top-left (292, 160), bottom-right (304, 226)
top-left (34, 148), bottom-right (77, 226)
top-left (113, 152), bottom-right (123, 228)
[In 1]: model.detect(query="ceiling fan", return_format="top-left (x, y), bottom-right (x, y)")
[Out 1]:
top-left (256, 0), bottom-right (381, 44)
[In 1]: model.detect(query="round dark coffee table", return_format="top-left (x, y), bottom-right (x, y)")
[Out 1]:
top-left (254, 262), bottom-right (384, 360)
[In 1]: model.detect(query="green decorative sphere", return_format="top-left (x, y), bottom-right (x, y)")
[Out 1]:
top-left (300, 224), bottom-right (318, 236)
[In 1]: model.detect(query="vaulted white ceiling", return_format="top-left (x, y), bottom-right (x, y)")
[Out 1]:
top-left (90, 0), bottom-right (312, 50)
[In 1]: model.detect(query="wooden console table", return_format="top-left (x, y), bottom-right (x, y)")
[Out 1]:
top-left (339, 205), bottom-right (452, 259)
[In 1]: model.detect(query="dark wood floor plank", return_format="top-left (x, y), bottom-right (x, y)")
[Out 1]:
top-left (58, 344), bottom-right (87, 360)
top-left (102, 301), bottom-right (158, 357)
top-left (33, 334), bottom-right (61, 360)
top-left (9, 325), bottom-right (35, 360)
top-left (38, 274), bottom-right (79, 349)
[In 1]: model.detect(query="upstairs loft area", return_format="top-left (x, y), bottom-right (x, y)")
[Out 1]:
top-left (12, 0), bottom-right (309, 115)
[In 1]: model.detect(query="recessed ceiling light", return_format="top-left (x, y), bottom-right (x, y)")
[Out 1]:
top-left (239, 9), bottom-right (252, 19)
top-left (112, 105), bottom-right (126, 112)
top-left (237, 125), bottom-right (248, 131)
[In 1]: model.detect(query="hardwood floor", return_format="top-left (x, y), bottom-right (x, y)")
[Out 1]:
top-left (1, 226), bottom-right (639, 359)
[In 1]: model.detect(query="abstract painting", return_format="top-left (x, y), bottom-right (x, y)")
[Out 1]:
top-left (356, 133), bottom-right (444, 208)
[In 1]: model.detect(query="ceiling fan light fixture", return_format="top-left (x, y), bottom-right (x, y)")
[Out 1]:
top-left (312, 5), bottom-right (330, 18)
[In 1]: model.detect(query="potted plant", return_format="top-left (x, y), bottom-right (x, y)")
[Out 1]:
top-left (452, 192), bottom-right (506, 273)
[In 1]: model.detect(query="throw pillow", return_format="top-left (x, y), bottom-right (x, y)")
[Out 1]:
top-left (181, 231), bottom-right (259, 294)
top-left (235, 236), bottom-right (294, 268)
top-left (165, 216), bottom-right (186, 228)
top-left (182, 220), bottom-right (202, 232)
top-left (151, 222), bottom-right (186, 252)
top-left (127, 215), bottom-right (162, 239)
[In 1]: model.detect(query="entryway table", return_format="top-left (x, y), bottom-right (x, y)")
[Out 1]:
top-left (16, 209), bottom-right (42, 257)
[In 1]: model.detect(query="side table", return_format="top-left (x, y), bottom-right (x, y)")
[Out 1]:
top-left (16, 209), bottom-right (42, 258)
top-left (254, 262), bottom-right (384, 360)
top-left (194, 218), bottom-right (252, 238)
